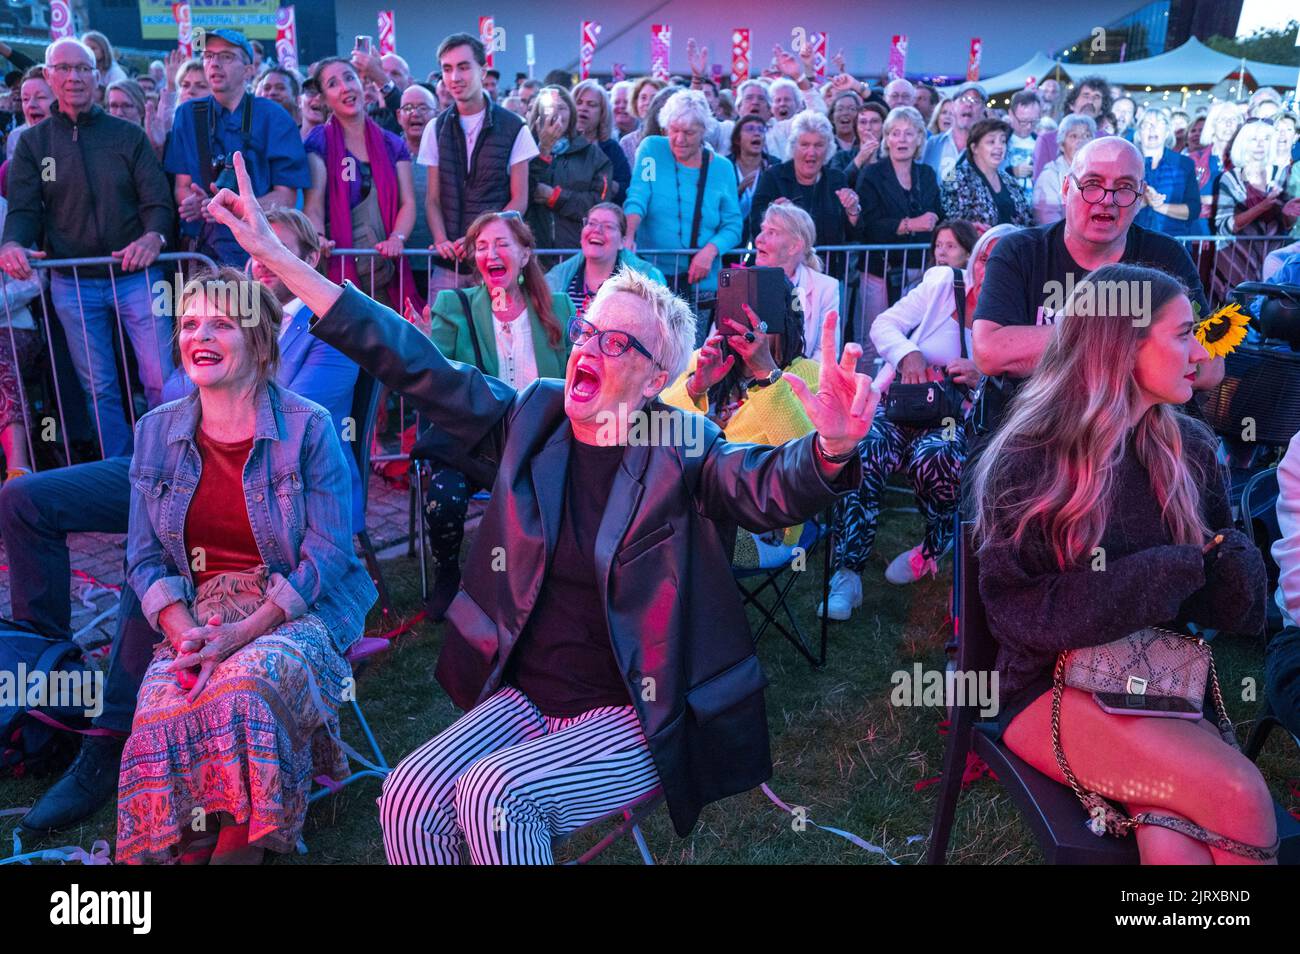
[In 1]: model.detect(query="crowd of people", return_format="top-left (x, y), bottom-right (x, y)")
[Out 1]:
top-left (0, 24), bottom-right (1298, 867)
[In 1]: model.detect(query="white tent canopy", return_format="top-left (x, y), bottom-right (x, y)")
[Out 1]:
top-left (940, 37), bottom-right (1296, 95)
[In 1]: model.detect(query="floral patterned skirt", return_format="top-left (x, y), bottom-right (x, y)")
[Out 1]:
top-left (115, 614), bottom-right (350, 864)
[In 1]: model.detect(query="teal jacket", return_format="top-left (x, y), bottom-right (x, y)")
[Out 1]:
top-left (428, 284), bottom-right (573, 380)
top-left (544, 249), bottom-right (667, 298)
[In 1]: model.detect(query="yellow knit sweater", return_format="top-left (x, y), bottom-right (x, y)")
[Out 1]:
top-left (662, 354), bottom-right (821, 548)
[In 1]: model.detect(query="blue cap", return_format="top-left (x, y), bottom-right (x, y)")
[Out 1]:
top-left (203, 28), bottom-right (254, 64)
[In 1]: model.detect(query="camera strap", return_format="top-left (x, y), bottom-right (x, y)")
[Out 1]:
top-left (194, 95), bottom-right (254, 191)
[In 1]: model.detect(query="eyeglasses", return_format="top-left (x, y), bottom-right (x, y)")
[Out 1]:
top-left (568, 317), bottom-right (658, 365)
top-left (1069, 174), bottom-right (1142, 208)
top-left (581, 218), bottom-right (621, 234)
top-left (47, 63), bottom-right (94, 76)
top-left (398, 104), bottom-right (434, 115)
top-left (201, 51), bottom-right (246, 66)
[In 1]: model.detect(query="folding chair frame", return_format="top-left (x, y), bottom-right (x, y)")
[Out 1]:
top-left (561, 788), bottom-right (663, 865)
top-left (734, 514), bottom-right (832, 668)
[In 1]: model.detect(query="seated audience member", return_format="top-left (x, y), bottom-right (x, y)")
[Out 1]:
top-left (856, 106), bottom-right (941, 350)
top-left (546, 202), bottom-right (666, 318)
top-left (973, 263), bottom-right (1274, 865)
top-left (116, 267), bottom-right (376, 864)
top-left (572, 79), bottom-right (632, 200)
top-left (417, 211), bottom-right (574, 618)
top-left (971, 137), bottom-right (1218, 447)
top-left (1270, 431), bottom-right (1300, 742)
top-left (304, 57), bottom-right (420, 313)
top-left (5, 217), bottom-right (362, 836)
top-left (940, 118), bottom-right (1033, 228)
top-left (0, 193), bottom-right (44, 479)
top-left (1032, 113), bottom-right (1095, 225)
top-left (1133, 108), bottom-right (1200, 236)
top-left (749, 202), bottom-right (840, 360)
top-left (822, 224), bottom-right (1013, 619)
top-left (205, 151), bottom-right (872, 865)
top-left (1, 36), bottom-right (175, 461)
top-left (751, 110), bottom-right (861, 280)
top-left (930, 218), bottom-right (980, 269)
top-left (624, 90), bottom-right (741, 300)
top-left (524, 85), bottom-right (613, 248)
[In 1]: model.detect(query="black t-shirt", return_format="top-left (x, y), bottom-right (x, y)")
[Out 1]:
top-left (990, 180), bottom-right (1017, 225)
top-left (973, 220), bottom-right (1209, 342)
top-left (506, 440), bottom-right (632, 717)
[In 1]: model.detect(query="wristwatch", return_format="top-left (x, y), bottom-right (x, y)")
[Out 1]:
top-left (751, 367), bottom-right (784, 389)
top-left (150, 231), bottom-right (168, 248)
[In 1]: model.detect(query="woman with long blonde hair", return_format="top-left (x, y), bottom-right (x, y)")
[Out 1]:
top-left (971, 263), bottom-right (1275, 864)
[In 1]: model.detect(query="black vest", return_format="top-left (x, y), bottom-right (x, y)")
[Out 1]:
top-left (435, 96), bottom-right (524, 242)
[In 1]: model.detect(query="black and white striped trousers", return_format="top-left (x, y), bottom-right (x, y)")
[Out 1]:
top-left (378, 686), bottom-right (661, 864)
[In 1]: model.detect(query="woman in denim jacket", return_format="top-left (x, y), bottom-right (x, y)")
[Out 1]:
top-left (117, 267), bottom-right (377, 865)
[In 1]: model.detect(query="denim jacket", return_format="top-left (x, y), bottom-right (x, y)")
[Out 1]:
top-left (126, 381), bottom-right (376, 652)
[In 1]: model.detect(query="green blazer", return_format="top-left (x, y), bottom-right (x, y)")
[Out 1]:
top-left (428, 285), bottom-right (574, 380)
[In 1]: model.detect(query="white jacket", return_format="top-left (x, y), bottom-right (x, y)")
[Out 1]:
top-left (868, 264), bottom-right (973, 392)
top-left (1272, 430), bottom-right (1300, 628)
top-left (792, 263), bottom-right (841, 362)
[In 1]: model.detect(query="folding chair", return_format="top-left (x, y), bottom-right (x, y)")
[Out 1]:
top-left (732, 513), bottom-right (832, 668)
top-left (929, 523), bottom-right (1300, 864)
top-left (308, 636), bottom-right (392, 805)
top-left (348, 371), bottom-right (393, 619)
top-left (559, 787), bottom-right (663, 865)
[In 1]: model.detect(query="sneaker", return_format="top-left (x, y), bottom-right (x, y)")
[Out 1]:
top-left (885, 545), bottom-right (938, 585)
top-left (818, 569), bottom-right (862, 621)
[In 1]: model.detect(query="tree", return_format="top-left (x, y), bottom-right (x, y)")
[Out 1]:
top-left (1204, 22), bottom-right (1300, 68)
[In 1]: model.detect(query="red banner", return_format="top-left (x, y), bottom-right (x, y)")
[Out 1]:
top-left (730, 27), bottom-right (750, 87)
top-left (480, 16), bottom-right (495, 69)
top-left (173, 2), bottom-right (192, 57)
top-left (967, 37), bottom-right (982, 82)
top-left (888, 35), bottom-right (908, 82)
top-left (378, 11), bottom-right (395, 55)
top-left (810, 31), bottom-right (827, 81)
top-left (49, 0), bottom-right (75, 39)
top-left (650, 24), bottom-right (671, 82)
top-left (580, 20), bottom-right (600, 81)
top-left (275, 5), bottom-right (298, 72)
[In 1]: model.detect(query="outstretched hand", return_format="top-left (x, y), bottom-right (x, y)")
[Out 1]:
top-left (206, 151), bottom-right (285, 262)
top-left (783, 309), bottom-right (878, 459)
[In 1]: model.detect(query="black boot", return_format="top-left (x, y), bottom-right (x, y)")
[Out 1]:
top-left (21, 735), bottom-right (125, 833)
top-left (425, 563), bottom-right (461, 623)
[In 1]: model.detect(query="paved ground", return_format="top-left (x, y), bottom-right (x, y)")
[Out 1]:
top-left (0, 472), bottom-right (415, 646)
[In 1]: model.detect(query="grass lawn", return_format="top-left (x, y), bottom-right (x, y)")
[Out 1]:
top-left (3, 507), bottom-right (1297, 864)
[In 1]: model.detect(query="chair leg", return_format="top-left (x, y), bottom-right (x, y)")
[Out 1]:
top-left (357, 529), bottom-right (392, 620)
top-left (1244, 715), bottom-right (1278, 762)
top-left (927, 703), bottom-right (976, 865)
top-left (410, 461), bottom-right (430, 603)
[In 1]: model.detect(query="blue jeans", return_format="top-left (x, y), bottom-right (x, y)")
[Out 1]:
top-left (48, 267), bottom-right (173, 458)
top-left (0, 456), bottom-right (158, 731)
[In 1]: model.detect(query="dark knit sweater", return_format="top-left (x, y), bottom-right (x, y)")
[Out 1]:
top-left (978, 415), bottom-right (1266, 726)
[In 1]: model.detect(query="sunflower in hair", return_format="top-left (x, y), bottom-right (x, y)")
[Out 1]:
top-left (1194, 302), bottom-right (1250, 359)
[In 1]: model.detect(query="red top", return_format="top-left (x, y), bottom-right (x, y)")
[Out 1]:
top-left (185, 429), bottom-right (262, 588)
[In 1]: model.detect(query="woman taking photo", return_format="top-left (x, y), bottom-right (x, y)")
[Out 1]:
top-left (118, 268), bottom-right (377, 864)
top-left (1032, 113), bottom-right (1095, 225)
top-left (731, 112), bottom-right (778, 245)
top-left (524, 85), bottom-right (614, 248)
top-left (821, 224), bottom-right (1013, 619)
top-left (571, 79), bottom-right (632, 200)
top-left (855, 106), bottom-right (941, 348)
top-left (545, 202), bottom-right (665, 318)
top-left (972, 263), bottom-right (1275, 864)
top-left (750, 202), bottom-right (841, 361)
top-left (940, 118), bottom-right (1033, 228)
top-left (417, 211), bottom-right (574, 617)
top-left (624, 89), bottom-right (742, 303)
top-left (303, 57), bottom-right (421, 313)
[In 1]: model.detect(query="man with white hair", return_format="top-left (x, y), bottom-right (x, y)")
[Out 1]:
top-left (0, 36), bottom-right (174, 459)
top-left (209, 149), bottom-right (877, 865)
top-left (884, 79), bottom-right (915, 110)
top-left (921, 80), bottom-right (986, 180)
top-left (970, 136), bottom-right (1220, 439)
top-left (611, 80), bottom-right (637, 137)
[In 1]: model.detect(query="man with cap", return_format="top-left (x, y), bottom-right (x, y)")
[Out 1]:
top-left (164, 28), bottom-right (309, 265)
top-left (921, 81), bottom-right (986, 182)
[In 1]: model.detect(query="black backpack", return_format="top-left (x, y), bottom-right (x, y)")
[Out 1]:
top-left (0, 620), bottom-right (94, 777)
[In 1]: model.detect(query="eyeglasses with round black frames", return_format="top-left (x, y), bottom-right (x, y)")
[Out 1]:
top-left (569, 317), bottom-right (659, 366)
top-left (1069, 174), bottom-right (1143, 208)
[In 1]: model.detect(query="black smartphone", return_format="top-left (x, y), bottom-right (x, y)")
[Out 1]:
top-left (1093, 692), bottom-right (1202, 719)
top-left (716, 266), bottom-right (790, 341)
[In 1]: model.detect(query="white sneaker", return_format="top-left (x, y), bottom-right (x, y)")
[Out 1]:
top-left (819, 569), bottom-right (862, 620)
top-left (885, 545), bottom-right (937, 585)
